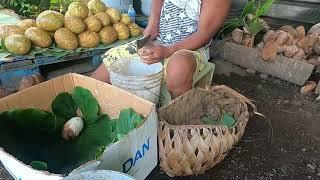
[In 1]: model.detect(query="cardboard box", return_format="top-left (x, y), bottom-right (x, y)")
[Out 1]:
top-left (0, 73), bottom-right (158, 180)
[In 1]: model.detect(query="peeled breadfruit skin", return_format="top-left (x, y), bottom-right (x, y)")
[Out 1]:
top-left (25, 27), bottom-right (52, 48)
top-left (54, 28), bottom-right (79, 50)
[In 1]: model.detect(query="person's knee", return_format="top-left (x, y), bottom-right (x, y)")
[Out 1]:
top-left (166, 51), bottom-right (196, 90)
top-left (91, 64), bottom-right (110, 83)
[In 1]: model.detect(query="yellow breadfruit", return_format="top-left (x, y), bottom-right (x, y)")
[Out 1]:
top-left (54, 28), bottom-right (79, 50)
top-left (120, 14), bottom-right (131, 25)
top-left (18, 19), bottom-right (37, 31)
top-left (106, 8), bottom-right (121, 23)
top-left (64, 16), bottom-right (86, 34)
top-left (94, 12), bottom-right (111, 27)
top-left (128, 23), bottom-right (142, 37)
top-left (4, 34), bottom-right (31, 55)
top-left (99, 26), bottom-right (118, 44)
top-left (0, 25), bottom-right (24, 39)
top-left (25, 27), bottom-right (52, 48)
top-left (67, 2), bottom-right (89, 19)
top-left (113, 22), bottom-right (130, 40)
top-left (78, 31), bottom-right (100, 48)
top-left (36, 10), bottom-right (64, 31)
top-left (84, 16), bottom-right (102, 32)
top-left (88, 0), bottom-right (107, 14)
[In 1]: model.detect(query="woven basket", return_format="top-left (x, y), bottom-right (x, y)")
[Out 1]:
top-left (158, 85), bottom-right (255, 177)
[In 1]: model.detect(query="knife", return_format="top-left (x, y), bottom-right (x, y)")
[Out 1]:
top-left (136, 35), bottom-right (151, 49)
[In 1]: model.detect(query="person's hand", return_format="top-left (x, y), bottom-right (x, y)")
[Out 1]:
top-left (143, 23), bottom-right (159, 40)
top-left (138, 42), bottom-right (172, 64)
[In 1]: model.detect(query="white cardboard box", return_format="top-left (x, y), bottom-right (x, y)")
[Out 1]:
top-left (0, 73), bottom-right (158, 180)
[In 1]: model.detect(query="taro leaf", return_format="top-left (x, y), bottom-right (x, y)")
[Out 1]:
top-left (72, 87), bottom-right (99, 123)
top-left (114, 108), bottom-right (144, 140)
top-left (68, 114), bottom-right (114, 164)
top-left (200, 111), bottom-right (236, 128)
top-left (51, 92), bottom-right (78, 128)
top-left (30, 161), bottom-right (48, 171)
top-left (0, 108), bottom-right (56, 133)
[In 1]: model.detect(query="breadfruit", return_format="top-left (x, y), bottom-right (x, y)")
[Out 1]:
top-left (4, 34), bottom-right (31, 55)
top-left (113, 22), bottom-right (129, 40)
top-left (67, 2), bottom-right (89, 19)
top-left (0, 25), bottom-right (24, 39)
top-left (106, 8), bottom-right (121, 23)
top-left (99, 26), bottom-right (118, 44)
top-left (78, 31), bottom-right (100, 48)
top-left (120, 14), bottom-right (131, 25)
top-left (128, 23), bottom-right (142, 37)
top-left (64, 16), bottom-right (86, 34)
top-left (36, 10), bottom-right (64, 31)
top-left (54, 28), bottom-right (78, 50)
top-left (94, 12), bottom-right (111, 27)
top-left (84, 16), bottom-right (101, 32)
top-left (88, 0), bottom-right (107, 14)
top-left (18, 19), bottom-right (37, 31)
top-left (25, 27), bottom-right (52, 48)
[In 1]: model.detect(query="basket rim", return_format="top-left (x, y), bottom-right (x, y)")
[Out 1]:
top-left (158, 85), bottom-right (254, 129)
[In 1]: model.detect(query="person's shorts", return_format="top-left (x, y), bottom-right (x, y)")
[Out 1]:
top-left (101, 40), bottom-right (210, 80)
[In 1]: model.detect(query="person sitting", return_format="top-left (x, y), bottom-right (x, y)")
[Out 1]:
top-left (91, 0), bottom-right (230, 99)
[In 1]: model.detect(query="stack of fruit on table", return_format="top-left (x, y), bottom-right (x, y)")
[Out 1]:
top-left (0, 0), bottom-right (142, 57)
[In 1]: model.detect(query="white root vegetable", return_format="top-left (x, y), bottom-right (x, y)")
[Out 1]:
top-left (308, 23), bottom-right (320, 35)
top-left (62, 117), bottom-right (84, 141)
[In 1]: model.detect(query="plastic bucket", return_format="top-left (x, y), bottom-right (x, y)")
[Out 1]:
top-left (63, 170), bottom-right (136, 180)
top-left (109, 57), bottom-right (163, 104)
top-left (103, 0), bottom-right (133, 13)
top-left (141, 0), bottom-right (152, 16)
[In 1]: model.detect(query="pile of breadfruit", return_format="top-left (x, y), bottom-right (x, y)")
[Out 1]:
top-left (231, 24), bottom-right (320, 65)
top-left (0, 0), bottom-right (142, 55)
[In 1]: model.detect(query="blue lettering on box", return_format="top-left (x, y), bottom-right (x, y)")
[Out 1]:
top-left (123, 137), bottom-right (151, 173)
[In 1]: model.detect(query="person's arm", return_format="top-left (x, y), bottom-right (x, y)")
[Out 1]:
top-left (143, 0), bottom-right (164, 39)
top-left (167, 0), bottom-right (231, 55)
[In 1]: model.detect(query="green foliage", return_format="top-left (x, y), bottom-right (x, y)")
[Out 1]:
top-left (49, 0), bottom-right (75, 13)
top-left (200, 111), bottom-right (236, 128)
top-left (0, 87), bottom-right (144, 174)
top-left (219, 0), bottom-right (276, 37)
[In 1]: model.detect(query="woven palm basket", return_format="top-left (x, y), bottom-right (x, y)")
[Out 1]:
top-left (158, 85), bottom-right (256, 177)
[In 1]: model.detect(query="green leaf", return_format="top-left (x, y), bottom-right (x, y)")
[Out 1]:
top-left (72, 87), bottom-right (100, 123)
top-left (241, 0), bottom-right (256, 18)
top-left (255, 0), bottom-right (275, 17)
top-left (0, 108), bottom-right (56, 133)
top-left (200, 111), bottom-right (236, 128)
top-left (114, 108), bottom-right (143, 140)
top-left (30, 161), bottom-right (48, 171)
top-left (51, 92), bottom-right (78, 120)
top-left (246, 19), bottom-right (265, 36)
top-left (69, 114), bottom-right (114, 164)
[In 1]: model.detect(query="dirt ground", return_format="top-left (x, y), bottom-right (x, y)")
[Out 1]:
top-left (1, 61), bottom-right (320, 180)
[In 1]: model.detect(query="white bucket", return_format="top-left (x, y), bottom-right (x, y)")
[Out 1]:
top-left (109, 57), bottom-right (163, 104)
top-left (64, 170), bottom-right (136, 180)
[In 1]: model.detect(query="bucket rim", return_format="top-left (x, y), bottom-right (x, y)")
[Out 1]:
top-left (109, 57), bottom-right (164, 78)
